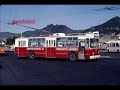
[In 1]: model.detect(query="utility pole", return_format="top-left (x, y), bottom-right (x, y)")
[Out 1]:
top-left (0, 5), bottom-right (1, 32)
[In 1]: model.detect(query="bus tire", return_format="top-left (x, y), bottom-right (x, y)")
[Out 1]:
top-left (68, 52), bottom-right (77, 61)
top-left (28, 51), bottom-right (35, 60)
top-left (117, 50), bottom-right (119, 53)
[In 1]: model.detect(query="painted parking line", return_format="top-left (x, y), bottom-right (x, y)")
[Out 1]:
top-left (100, 56), bottom-right (120, 59)
top-left (100, 56), bottom-right (113, 58)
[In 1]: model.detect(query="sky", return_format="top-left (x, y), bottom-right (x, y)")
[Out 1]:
top-left (0, 5), bottom-right (120, 33)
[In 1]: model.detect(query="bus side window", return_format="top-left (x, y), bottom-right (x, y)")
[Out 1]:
top-left (58, 42), bottom-right (63, 47)
top-left (54, 40), bottom-right (56, 47)
top-left (62, 41), bottom-right (66, 47)
top-left (112, 43), bottom-right (115, 47)
top-left (46, 40), bottom-right (48, 47)
top-left (116, 43), bottom-right (119, 47)
top-left (19, 41), bottom-right (20, 46)
top-left (107, 43), bottom-right (109, 47)
top-left (22, 41), bottom-right (26, 47)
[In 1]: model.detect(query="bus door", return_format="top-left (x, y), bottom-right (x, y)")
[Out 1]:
top-left (78, 41), bottom-right (85, 59)
top-left (18, 40), bottom-right (26, 57)
top-left (46, 40), bottom-right (56, 58)
top-left (18, 41), bottom-right (20, 56)
top-left (18, 40), bottom-right (23, 56)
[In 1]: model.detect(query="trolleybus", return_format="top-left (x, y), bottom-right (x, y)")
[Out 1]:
top-left (15, 33), bottom-right (100, 61)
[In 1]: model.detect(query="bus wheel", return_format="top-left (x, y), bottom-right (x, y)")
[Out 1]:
top-left (68, 52), bottom-right (77, 61)
top-left (117, 50), bottom-right (119, 53)
top-left (28, 51), bottom-right (35, 60)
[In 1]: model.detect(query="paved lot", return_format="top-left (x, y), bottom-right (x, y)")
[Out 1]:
top-left (0, 51), bottom-right (120, 85)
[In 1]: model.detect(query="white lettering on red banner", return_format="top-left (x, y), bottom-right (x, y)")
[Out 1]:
top-left (27, 48), bottom-right (44, 50)
top-left (56, 48), bottom-right (78, 51)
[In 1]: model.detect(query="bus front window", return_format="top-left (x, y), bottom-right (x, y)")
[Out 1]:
top-left (85, 38), bottom-right (89, 48)
top-left (90, 38), bottom-right (99, 48)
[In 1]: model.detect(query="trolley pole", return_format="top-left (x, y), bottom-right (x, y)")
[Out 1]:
top-left (21, 32), bottom-right (22, 37)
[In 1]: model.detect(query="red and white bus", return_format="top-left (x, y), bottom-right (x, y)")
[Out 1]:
top-left (15, 33), bottom-right (100, 61)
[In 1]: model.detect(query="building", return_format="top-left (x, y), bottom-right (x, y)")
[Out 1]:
top-left (0, 41), bottom-right (5, 45)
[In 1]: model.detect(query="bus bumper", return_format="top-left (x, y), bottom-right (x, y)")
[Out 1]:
top-left (90, 55), bottom-right (100, 59)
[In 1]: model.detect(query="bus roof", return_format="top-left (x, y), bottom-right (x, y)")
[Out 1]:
top-left (106, 40), bottom-right (120, 43)
top-left (16, 35), bottom-right (91, 40)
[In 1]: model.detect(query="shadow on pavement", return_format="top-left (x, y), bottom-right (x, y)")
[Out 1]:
top-left (0, 64), bottom-right (3, 69)
top-left (0, 53), bottom-right (7, 56)
top-left (17, 57), bottom-right (100, 63)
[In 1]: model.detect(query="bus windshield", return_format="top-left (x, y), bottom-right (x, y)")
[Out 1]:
top-left (90, 38), bottom-right (99, 48)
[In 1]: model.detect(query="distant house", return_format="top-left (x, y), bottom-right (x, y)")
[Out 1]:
top-left (117, 35), bottom-right (120, 40)
top-left (0, 41), bottom-right (5, 45)
top-left (85, 31), bottom-right (99, 39)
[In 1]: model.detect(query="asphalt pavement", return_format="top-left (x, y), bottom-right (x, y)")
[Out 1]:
top-left (0, 50), bottom-right (120, 85)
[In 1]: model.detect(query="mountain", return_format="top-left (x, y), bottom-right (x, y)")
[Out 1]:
top-left (0, 24), bottom-right (83, 39)
top-left (42, 24), bottom-right (74, 33)
top-left (1, 16), bottom-right (120, 39)
top-left (22, 29), bottom-right (50, 37)
top-left (21, 24), bottom-right (83, 37)
top-left (83, 16), bottom-right (120, 35)
top-left (43, 24), bottom-right (83, 33)
top-left (0, 32), bottom-right (19, 40)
